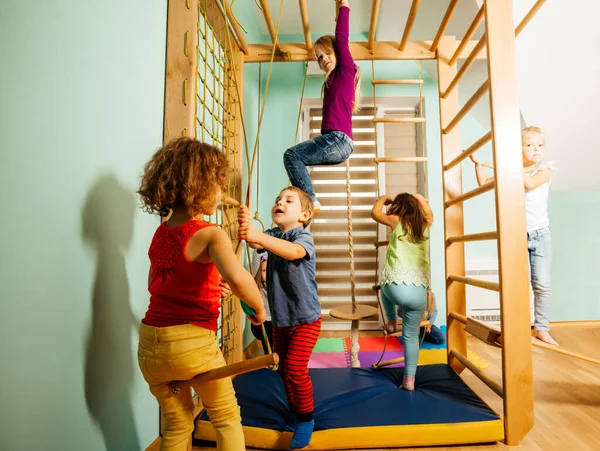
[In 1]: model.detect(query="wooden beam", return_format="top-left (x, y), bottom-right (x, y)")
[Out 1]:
top-left (443, 33), bottom-right (486, 98)
top-left (375, 157), bottom-right (427, 163)
top-left (246, 40), bottom-right (436, 62)
top-left (164, 0), bottom-right (198, 142)
top-left (449, 5), bottom-right (484, 65)
top-left (515, 0), bottom-right (547, 37)
top-left (298, 0), bottom-right (312, 51)
top-left (445, 180), bottom-right (495, 208)
top-left (221, 0), bottom-right (249, 54)
top-left (444, 131), bottom-right (492, 171)
top-left (372, 79), bottom-right (423, 85)
top-left (450, 350), bottom-right (504, 397)
top-left (246, 39), bottom-right (486, 63)
top-left (485, 0), bottom-right (534, 445)
top-left (430, 0), bottom-right (460, 52)
top-left (399, 0), bottom-right (421, 51)
top-left (373, 117), bottom-right (425, 124)
top-left (258, 0), bottom-right (281, 54)
top-left (449, 274), bottom-right (500, 292)
top-left (437, 36), bottom-right (467, 374)
top-left (368, 0), bottom-right (382, 51)
top-left (443, 80), bottom-right (489, 134)
top-left (447, 231), bottom-right (498, 243)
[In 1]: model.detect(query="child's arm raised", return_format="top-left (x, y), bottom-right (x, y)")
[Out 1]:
top-left (413, 193), bottom-right (434, 226)
top-left (371, 195), bottom-right (400, 228)
top-left (238, 205), bottom-right (307, 260)
top-left (469, 153), bottom-right (494, 186)
top-left (334, 0), bottom-right (354, 72)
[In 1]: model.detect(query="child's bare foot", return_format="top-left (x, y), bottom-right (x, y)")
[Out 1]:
top-left (402, 376), bottom-right (415, 391)
top-left (534, 330), bottom-right (558, 346)
top-left (386, 320), bottom-right (398, 334)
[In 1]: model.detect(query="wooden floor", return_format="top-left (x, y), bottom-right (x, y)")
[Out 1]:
top-left (193, 325), bottom-right (600, 451)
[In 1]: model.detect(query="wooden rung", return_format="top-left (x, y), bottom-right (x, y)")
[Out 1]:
top-left (444, 131), bottom-right (492, 171)
top-left (374, 240), bottom-right (389, 248)
top-left (449, 311), bottom-right (468, 324)
top-left (375, 157), bottom-right (427, 164)
top-left (445, 180), bottom-right (495, 207)
top-left (373, 117), bottom-right (425, 124)
top-left (443, 80), bottom-right (489, 135)
top-left (447, 231), bottom-right (498, 243)
top-left (448, 274), bottom-right (500, 292)
top-left (531, 338), bottom-right (600, 366)
top-left (371, 79), bottom-right (424, 85)
top-left (450, 350), bottom-right (504, 398)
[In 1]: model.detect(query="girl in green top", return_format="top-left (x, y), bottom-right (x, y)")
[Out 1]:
top-left (371, 193), bottom-right (433, 391)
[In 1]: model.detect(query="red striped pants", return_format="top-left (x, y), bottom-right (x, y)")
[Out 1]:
top-left (273, 317), bottom-right (322, 419)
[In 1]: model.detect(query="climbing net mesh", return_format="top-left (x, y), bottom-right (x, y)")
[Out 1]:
top-left (196, 0), bottom-right (243, 362)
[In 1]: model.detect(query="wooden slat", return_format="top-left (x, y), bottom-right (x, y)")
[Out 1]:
top-left (443, 33), bottom-right (486, 99)
top-left (449, 274), bottom-right (500, 292)
top-left (399, 0), bottom-right (421, 51)
top-left (447, 231), bottom-right (497, 243)
top-left (245, 39), bottom-right (487, 63)
top-left (368, 0), bottom-right (382, 51)
top-left (222, 0), bottom-right (249, 54)
top-left (444, 131), bottom-right (492, 171)
top-left (515, 0), bottom-right (547, 37)
top-left (375, 157), bottom-right (427, 163)
top-left (298, 0), bottom-right (312, 51)
top-left (485, 0), bottom-right (534, 444)
top-left (371, 79), bottom-right (423, 85)
top-left (450, 350), bottom-right (504, 398)
top-left (258, 0), bottom-right (281, 54)
top-left (373, 117), bottom-right (424, 124)
top-left (449, 5), bottom-right (484, 66)
top-left (430, 0), bottom-right (460, 52)
top-left (163, 0), bottom-right (198, 141)
top-left (445, 180), bottom-right (495, 208)
top-left (443, 80), bottom-right (489, 134)
top-left (437, 36), bottom-right (467, 374)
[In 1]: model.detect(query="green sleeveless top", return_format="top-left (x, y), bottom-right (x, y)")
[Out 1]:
top-left (381, 222), bottom-right (430, 289)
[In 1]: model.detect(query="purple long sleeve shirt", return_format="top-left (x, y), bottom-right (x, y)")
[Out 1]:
top-left (320, 6), bottom-right (356, 139)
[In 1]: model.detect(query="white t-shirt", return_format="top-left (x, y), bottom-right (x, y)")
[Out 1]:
top-left (524, 169), bottom-right (550, 232)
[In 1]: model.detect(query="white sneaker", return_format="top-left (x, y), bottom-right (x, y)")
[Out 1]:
top-left (313, 200), bottom-right (322, 214)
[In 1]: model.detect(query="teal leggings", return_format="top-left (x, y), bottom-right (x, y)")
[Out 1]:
top-left (381, 282), bottom-right (427, 378)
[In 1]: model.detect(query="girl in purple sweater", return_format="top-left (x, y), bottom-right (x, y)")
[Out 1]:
top-left (283, 0), bottom-right (361, 214)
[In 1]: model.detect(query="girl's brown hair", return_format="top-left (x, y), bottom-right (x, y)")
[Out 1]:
top-left (314, 35), bottom-right (361, 113)
top-left (386, 193), bottom-right (428, 243)
top-left (138, 137), bottom-right (229, 218)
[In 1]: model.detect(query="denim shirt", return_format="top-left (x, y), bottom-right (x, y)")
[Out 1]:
top-left (260, 227), bottom-right (321, 327)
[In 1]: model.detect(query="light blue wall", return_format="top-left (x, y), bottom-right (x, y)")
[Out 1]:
top-left (1, 1), bottom-right (166, 449)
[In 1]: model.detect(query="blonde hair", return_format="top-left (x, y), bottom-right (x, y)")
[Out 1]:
top-left (314, 35), bottom-right (361, 113)
top-left (522, 126), bottom-right (544, 137)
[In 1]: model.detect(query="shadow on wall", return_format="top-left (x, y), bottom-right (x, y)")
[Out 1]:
top-left (82, 174), bottom-right (141, 451)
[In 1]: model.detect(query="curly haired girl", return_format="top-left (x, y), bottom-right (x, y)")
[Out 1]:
top-left (137, 137), bottom-right (266, 450)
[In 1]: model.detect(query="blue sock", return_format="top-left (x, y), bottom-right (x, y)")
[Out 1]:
top-left (290, 419), bottom-right (314, 449)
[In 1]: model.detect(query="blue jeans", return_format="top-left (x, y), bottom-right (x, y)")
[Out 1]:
top-left (421, 324), bottom-right (446, 344)
top-left (283, 131), bottom-right (354, 201)
top-left (381, 283), bottom-right (427, 378)
top-left (528, 226), bottom-right (552, 331)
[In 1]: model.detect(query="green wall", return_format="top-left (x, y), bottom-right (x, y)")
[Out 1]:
top-left (1, 1), bottom-right (166, 449)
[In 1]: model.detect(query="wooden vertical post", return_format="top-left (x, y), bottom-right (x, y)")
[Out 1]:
top-left (163, 0), bottom-right (199, 142)
top-left (484, 0), bottom-right (534, 445)
top-left (436, 36), bottom-right (467, 373)
top-left (229, 50), bottom-right (244, 365)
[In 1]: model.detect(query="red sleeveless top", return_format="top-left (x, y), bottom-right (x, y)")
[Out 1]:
top-left (143, 220), bottom-right (221, 331)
